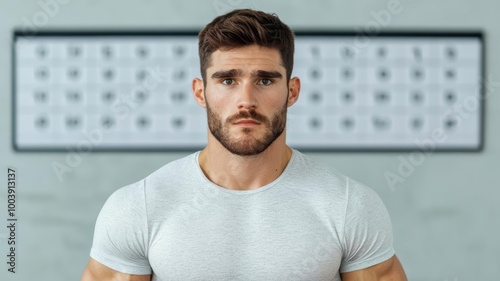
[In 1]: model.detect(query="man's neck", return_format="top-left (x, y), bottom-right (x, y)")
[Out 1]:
top-left (198, 135), bottom-right (292, 191)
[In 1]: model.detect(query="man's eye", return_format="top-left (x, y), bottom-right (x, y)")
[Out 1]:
top-left (222, 79), bottom-right (234, 85)
top-left (259, 79), bottom-right (273, 85)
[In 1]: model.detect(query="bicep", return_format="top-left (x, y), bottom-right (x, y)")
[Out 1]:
top-left (90, 182), bottom-right (152, 274)
top-left (81, 258), bottom-right (152, 281)
top-left (341, 255), bottom-right (408, 281)
top-left (341, 179), bottom-right (395, 272)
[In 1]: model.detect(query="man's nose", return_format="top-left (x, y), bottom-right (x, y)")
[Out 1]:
top-left (236, 81), bottom-right (258, 110)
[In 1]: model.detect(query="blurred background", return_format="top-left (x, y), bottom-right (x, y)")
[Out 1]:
top-left (1, 0), bottom-right (499, 280)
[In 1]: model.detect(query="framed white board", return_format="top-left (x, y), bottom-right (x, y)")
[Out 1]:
top-left (12, 31), bottom-right (484, 151)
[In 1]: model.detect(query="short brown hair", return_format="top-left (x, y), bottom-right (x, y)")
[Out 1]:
top-left (198, 9), bottom-right (295, 84)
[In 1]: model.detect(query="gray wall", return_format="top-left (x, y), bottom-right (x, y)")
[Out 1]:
top-left (1, 0), bottom-right (499, 280)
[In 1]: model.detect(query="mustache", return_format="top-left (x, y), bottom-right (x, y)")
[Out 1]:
top-left (227, 110), bottom-right (268, 124)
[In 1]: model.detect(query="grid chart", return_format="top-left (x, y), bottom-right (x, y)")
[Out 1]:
top-left (12, 31), bottom-right (484, 151)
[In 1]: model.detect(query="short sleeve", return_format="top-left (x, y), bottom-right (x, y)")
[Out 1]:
top-left (340, 177), bottom-right (395, 273)
top-left (90, 180), bottom-right (152, 275)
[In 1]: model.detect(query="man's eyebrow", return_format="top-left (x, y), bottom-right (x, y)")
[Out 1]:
top-left (211, 69), bottom-right (242, 79)
top-left (253, 70), bottom-right (283, 79)
top-left (211, 69), bottom-right (283, 79)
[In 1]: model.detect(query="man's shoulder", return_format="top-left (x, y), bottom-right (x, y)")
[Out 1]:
top-left (288, 150), bottom-right (350, 200)
top-left (108, 152), bottom-right (198, 202)
top-left (291, 150), bottom-right (381, 203)
top-left (292, 150), bottom-right (348, 186)
top-left (144, 152), bottom-right (198, 183)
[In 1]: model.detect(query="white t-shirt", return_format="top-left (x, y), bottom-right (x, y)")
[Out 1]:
top-left (90, 149), bottom-right (395, 281)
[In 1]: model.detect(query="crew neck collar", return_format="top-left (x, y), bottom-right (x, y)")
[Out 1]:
top-left (193, 149), bottom-right (297, 195)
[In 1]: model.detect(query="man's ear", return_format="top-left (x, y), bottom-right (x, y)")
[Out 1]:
top-left (192, 78), bottom-right (206, 108)
top-left (287, 76), bottom-right (301, 107)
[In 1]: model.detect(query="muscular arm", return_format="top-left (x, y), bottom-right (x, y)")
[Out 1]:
top-left (341, 255), bottom-right (408, 281)
top-left (81, 258), bottom-right (152, 281)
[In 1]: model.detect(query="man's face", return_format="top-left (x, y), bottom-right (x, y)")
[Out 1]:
top-left (203, 45), bottom-right (290, 156)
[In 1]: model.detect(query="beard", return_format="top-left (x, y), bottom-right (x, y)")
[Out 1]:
top-left (206, 97), bottom-right (288, 157)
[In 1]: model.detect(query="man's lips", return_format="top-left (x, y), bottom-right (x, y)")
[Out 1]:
top-left (233, 119), bottom-right (261, 126)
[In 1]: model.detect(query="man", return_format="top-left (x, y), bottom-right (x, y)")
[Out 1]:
top-left (81, 9), bottom-right (407, 281)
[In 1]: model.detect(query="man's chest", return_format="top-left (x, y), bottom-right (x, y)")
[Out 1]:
top-left (147, 203), bottom-right (343, 281)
